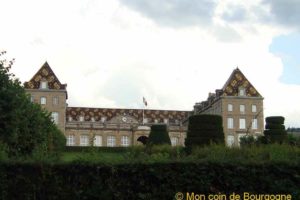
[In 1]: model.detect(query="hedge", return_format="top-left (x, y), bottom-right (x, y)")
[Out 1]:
top-left (265, 124), bottom-right (285, 130)
top-left (186, 114), bottom-right (224, 148)
top-left (265, 116), bottom-right (285, 124)
top-left (0, 162), bottom-right (299, 199)
top-left (148, 124), bottom-right (171, 145)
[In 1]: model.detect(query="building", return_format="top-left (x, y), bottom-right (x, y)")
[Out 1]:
top-left (24, 62), bottom-right (263, 147)
top-left (193, 68), bottom-right (264, 147)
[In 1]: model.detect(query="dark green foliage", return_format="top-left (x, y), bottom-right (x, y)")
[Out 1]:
top-left (264, 116), bottom-right (287, 144)
top-left (265, 116), bottom-right (285, 124)
top-left (0, 161), bottom-right (299, 199)
top-left (148, 124), bottom-right (171, 145)
top-left (185, 114), bottom-right (224, 150)
top-left (0, 52), bottom-right (65, 157)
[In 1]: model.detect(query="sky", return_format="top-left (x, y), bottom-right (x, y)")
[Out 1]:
top-left (1, 0), bottom-right (300, 127)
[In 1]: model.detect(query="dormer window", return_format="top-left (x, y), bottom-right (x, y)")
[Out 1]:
top-left (239, 87), bottom-right (246, 96)
top-left (101, 116), bottom-right (106, 123)
top-left (40, 81), bottom-right (48, 89)
top-left (79, 116), bottom-right (84, 122)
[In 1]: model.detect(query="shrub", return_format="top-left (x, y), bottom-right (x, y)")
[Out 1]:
top-left (0, 52), bottom-right (65, 158)
top-left (185, 114), bottom-right (224, 151)
top-left (264, 116), bottom-right (287, 144)
top-left (148, 124), bottom-right (171, 145)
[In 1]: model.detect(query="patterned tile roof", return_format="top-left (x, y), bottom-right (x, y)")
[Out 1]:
top-left (66, 107), bottom-right (191, 123)
top-left (222, 68), bottom-right (262, 97)
top-left (24, 62), bottom-right (67, 90)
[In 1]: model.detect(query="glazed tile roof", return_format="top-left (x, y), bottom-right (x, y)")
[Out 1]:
top-left (222, 68), bottom-right (262, 97)
top-left (67, 107), bottom-right (191, 123)
top-left (24, 62), bottom-right (67, 90)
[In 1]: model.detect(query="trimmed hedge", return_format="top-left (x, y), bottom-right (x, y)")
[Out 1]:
top-left (0, 162), bottom-right (299, 199)
top-left (186, 115), bottom-right (224, 148)
top-left (148, 124), bottom-right (171, 145)
top-left (265, 124), bottom-right (285, 130)
top-left (266, 116), bottom-right (285, 124)
top-left (264, 116), bottom-right (287, 144)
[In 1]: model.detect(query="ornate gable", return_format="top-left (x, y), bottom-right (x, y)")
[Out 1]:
top-left (222, 68), bottom-right (262, 97)
top-left (24, 62), bottom-right (67, 90)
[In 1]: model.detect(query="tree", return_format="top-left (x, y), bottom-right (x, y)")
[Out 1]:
top-left (0, 52), bottom-right (65, 157)
top-left (185, 114), bottom-right (224, 151)
top-left (264, 116), bottom-right (287, 144)
top-left (147, 124), bottom-right (171, 145)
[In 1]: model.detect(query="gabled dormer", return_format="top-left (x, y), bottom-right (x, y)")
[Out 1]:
top-left (24, 62), bottom-right (67, 92)
top-left (222, 68), bottom-right (262, 98)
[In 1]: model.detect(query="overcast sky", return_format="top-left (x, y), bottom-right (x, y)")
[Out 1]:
top-left (1, 0), bottom-right (300, 127)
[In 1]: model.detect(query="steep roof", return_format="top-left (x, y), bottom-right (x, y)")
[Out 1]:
top-left (67, 107), bottom-right (191, 123)
top-left (222, 68), bottom-right (262, 97)
top-left (24, 62), bottom-right (67, 90)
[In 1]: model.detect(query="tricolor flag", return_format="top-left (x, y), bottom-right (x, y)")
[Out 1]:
top-left (143, 97), bottom-right (148, 106)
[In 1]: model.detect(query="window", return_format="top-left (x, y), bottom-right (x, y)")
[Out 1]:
top-left (252, 119), bottom-right (258, 130)
top-left (164, 118), bottom-right (168, 124)
top-left (30, 96), bottom-right (34, 103)
top-left (226, 135), bottom-right (235, 147)
top-left (40, 97), bottom-right (46, 105)
top-left (171, 137), bottom-right (179, 146)
top-left (240, 105), bottom-right (245, 114)
top-left (239, 118), bottom-right (246, 129)
top-left (228, 104), bottom-right (233, 112)
top-left (51, 112), bottom-right (59, 124)
top-left (107, 136), bottom-right (116, 147)
top-left (80, 135), bottom-right (89, 146)
top-left (143, 118), bottom-right (148, 124)
top-left (239, 87), bottom-right (245, 96)
top-left (53, 96), bottom-right (59, 105)
top-left (252, 105), bottom-right (257, 113)
top-left (94, 135), bottom-right (102, 147)
top-left (101, 116), bottom-right (106, 123)
top-left (121, 136), bottom-right (129, 147)
top-left (79, 116), bottom-right (84, 122)
top-left (66, 135), bottom-right (75, 146)
top-left (68, 116), bottom-right (72, 122)
top-left (40, 81), bottom-right (48, 89)
top-left (91, 117), bottom-right (95, 122)
top-left (227, 118), bottom-right (234, 129)
top-left (154, 119), bottom-right (159, 123)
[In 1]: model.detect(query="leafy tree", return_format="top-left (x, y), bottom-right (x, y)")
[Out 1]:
top-left (0, 52), bottom-right (65, 157)
top-left (264, 116), bottom-right (287, 144)
top-left (185, 114), bottom-right (224, 151)
top-left (148, 124), bottom-right (171, 145)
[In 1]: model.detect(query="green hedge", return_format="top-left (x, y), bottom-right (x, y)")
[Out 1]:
top-left (148, 124), bottom-right (171, 145)
top-left (186, 114), bottom-right (224, 148)
top-left (265, 116), bottom-right (285, 124)
top-left (265, 124), bottom-right (285, 130)
top-left (0, 162), bottom-right (299, 199)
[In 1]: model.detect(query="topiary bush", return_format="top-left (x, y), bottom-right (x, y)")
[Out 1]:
top-left (264, 116), bottom-right (287, 144)
top-left (185, 114), bottom-right (224, 151)
top-left (148, 124), bottom-right (171, 145)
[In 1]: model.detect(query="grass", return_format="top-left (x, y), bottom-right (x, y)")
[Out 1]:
top-left (57, 144), bottom-right (300, 164)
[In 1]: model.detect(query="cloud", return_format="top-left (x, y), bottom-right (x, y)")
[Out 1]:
top-left (221, 5), bottom-right (248, 23)
top-left (270, 33), bottom-right (300, 84)
top-left (119, 0), bottom-right (217, 27)
top-left (262, 0), bottom-right (300, 30)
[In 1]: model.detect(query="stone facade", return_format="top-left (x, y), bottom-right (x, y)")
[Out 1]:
top-left (193, 68), bottom-right (264, 147)
top-left (25, 63), bottom-right (263, 147)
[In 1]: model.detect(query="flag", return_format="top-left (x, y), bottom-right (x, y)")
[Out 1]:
top-left (143, 97), bottom-right (148, 106)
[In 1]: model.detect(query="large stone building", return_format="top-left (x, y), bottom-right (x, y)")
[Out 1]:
top-left (24, 62), bottom-right (264, 147)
